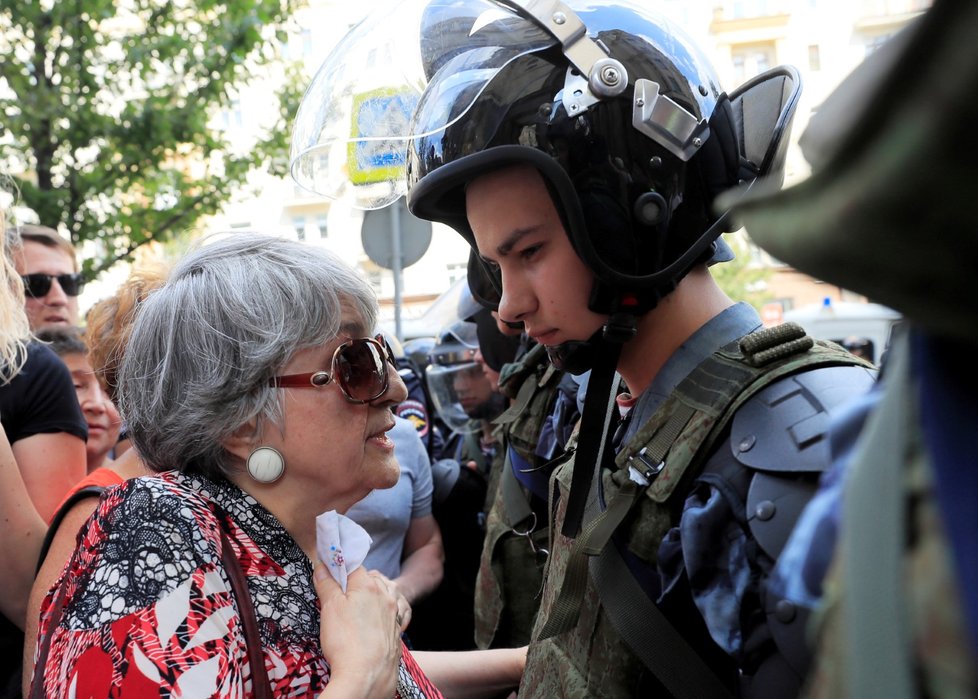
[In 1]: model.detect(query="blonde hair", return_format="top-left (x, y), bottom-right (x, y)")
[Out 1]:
top-left (0, 214), bottom-right (31, 384)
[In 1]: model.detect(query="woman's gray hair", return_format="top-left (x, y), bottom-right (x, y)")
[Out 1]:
top-left (117, 232), bottom-right (378, 478)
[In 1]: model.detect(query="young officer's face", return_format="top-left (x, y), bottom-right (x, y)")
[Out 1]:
top-left (465, 165), bottom-right (606, 348)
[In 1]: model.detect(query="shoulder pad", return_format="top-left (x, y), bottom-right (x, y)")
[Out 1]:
top-left (730, 363), bottom-right (876, 474)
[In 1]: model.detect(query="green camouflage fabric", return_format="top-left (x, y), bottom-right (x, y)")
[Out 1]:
top-left (495, 344), bottom-right (559, 462)
top-left (721, 4), bottom-right (978, 694)
top-left (521, 450), bottom-right (668, 697)
top-left (521, 334), bottom-right (869, 697)
top-left (803, 426), bottom-right (978, 699)
top-left (475, 463), bottom-right (552, 649)
top-left (722, 2), bottom-right (978, 345)
top-left (474, 344), bottom-right (565, 649)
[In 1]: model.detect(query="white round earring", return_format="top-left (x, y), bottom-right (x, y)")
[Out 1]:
top-left (246, 446), bottom-right (285, 484)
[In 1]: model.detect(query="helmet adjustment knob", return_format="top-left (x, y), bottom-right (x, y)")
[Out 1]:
top-left (634, 192), bottom-right (669, 226)
top-left (590, 58), bottom-right (628, 98)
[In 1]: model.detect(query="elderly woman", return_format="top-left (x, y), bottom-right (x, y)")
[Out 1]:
top-left (29, 233), bottom-right (524, 698)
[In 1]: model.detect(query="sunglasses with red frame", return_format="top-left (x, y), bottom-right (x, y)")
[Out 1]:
top-left (268, 334), bottom-right (397, 404)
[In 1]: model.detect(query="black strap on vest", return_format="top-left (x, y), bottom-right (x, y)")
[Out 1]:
top-left (561, 338), bottom-right (622, 537)
top-left (593, 538), bottom-right (737, 699)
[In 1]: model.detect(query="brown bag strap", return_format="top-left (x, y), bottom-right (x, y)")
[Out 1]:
top-left (218, 522), bottom-right (274, 699)
top-left (31, 520), bottom-right (274, 698)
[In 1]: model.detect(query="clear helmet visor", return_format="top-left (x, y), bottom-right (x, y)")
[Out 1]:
top-left (426, 360), bottom-right (494, 434)
top-left (290, 0), bottom-right (556, 209)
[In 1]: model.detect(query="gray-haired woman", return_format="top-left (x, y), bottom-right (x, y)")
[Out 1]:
top-left (28, 233), bottom-right (525, 698)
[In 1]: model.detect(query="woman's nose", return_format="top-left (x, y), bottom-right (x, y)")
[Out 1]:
top-left (379, 365), bottom-right (409, 406)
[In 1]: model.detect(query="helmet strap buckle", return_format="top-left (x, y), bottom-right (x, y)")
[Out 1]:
top-left (603, 311), bottom-right (638, 345)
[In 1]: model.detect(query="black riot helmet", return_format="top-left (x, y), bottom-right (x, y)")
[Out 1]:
top-left (404, 0), bottom-right (801, 317)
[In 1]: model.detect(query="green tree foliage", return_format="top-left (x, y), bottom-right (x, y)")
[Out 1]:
top-left (711, 232), bottom-right (775, 310)
top-left (0, 0), bottom-right (302, 277)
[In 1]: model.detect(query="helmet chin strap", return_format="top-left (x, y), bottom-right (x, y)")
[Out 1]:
top-left (552, 312), bottom-right (636, 537)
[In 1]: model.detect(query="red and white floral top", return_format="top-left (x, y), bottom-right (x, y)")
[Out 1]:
top-left (31, 472), bottom-right (442, 698)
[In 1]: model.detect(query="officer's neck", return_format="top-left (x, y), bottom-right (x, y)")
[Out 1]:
top-left (617, 265), bottom-right (733, 396)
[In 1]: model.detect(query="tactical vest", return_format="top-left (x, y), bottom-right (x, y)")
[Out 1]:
top-left (520, 324), bottom-right (873, 698)
top-left (474, 343), bottom-right (567, 649)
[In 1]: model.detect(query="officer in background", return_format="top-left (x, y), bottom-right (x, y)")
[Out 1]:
top-left (410, 305), bottom-right (519, 651)
top-left (394, 334), bottom-right (448, 461)
top-left (426, 315), bottom-right (509, 469)
top-left (291, 1), bottom-right (875, 694)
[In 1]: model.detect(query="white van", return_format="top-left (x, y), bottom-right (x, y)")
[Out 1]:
top-left (784, 300), bottom-right (901, 364)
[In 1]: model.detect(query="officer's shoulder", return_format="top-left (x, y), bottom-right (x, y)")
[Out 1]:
top-left (704, 362), bottom-right (875, 563)
top-left (728, 362), bottom-right (876, 474)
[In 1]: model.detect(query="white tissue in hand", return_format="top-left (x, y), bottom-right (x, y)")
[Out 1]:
top-left (315, 510), bottom-right (372, 592)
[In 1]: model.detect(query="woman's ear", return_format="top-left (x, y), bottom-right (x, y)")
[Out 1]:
top-left (222, 419), bottom-right (259, 463)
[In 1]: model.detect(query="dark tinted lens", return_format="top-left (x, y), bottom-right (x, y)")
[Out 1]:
top-left (21, 274), bottom-right (52, 298)
top-left (334, 339), bottom-right (388, 401)
top-left (20, 273), bottom-right (84, 297)
top-left (58, 273), bottom-right (84, 296)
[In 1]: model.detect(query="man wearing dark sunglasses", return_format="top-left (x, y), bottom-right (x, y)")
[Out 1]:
top-left (10, 225), bottom-right (83, 331)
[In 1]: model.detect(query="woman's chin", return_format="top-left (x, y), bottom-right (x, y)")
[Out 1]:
top-left (379, 465), bottom-right (401, 490)
top-left (367, 458), bottom-right (401, 492)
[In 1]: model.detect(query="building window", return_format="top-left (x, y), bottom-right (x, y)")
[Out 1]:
top-left (222, 100), bottom-right (244, 130)
top-left (731, 43), bottom-right (776, 83)
top-left (316, 215), bottom-right (328, 239)
top-left (732, 54), bottom-right (745, 83)
top-left (732, 0), bottom-right (772, 19)
top-left (230, 100), bottom-right (243, 129)
top-left (808, 44), bottom-right (821, 71)
top-left (292, 217), bottom-right (306, 241)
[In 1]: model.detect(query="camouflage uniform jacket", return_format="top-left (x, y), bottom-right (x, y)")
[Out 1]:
top-left (520, 307), bottom-right (875, 698)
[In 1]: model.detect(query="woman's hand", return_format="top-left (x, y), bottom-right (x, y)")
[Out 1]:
top-left (367, 570), bottom-right (412, 632)
top-left (315, 562), bottom-right (401, 699)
